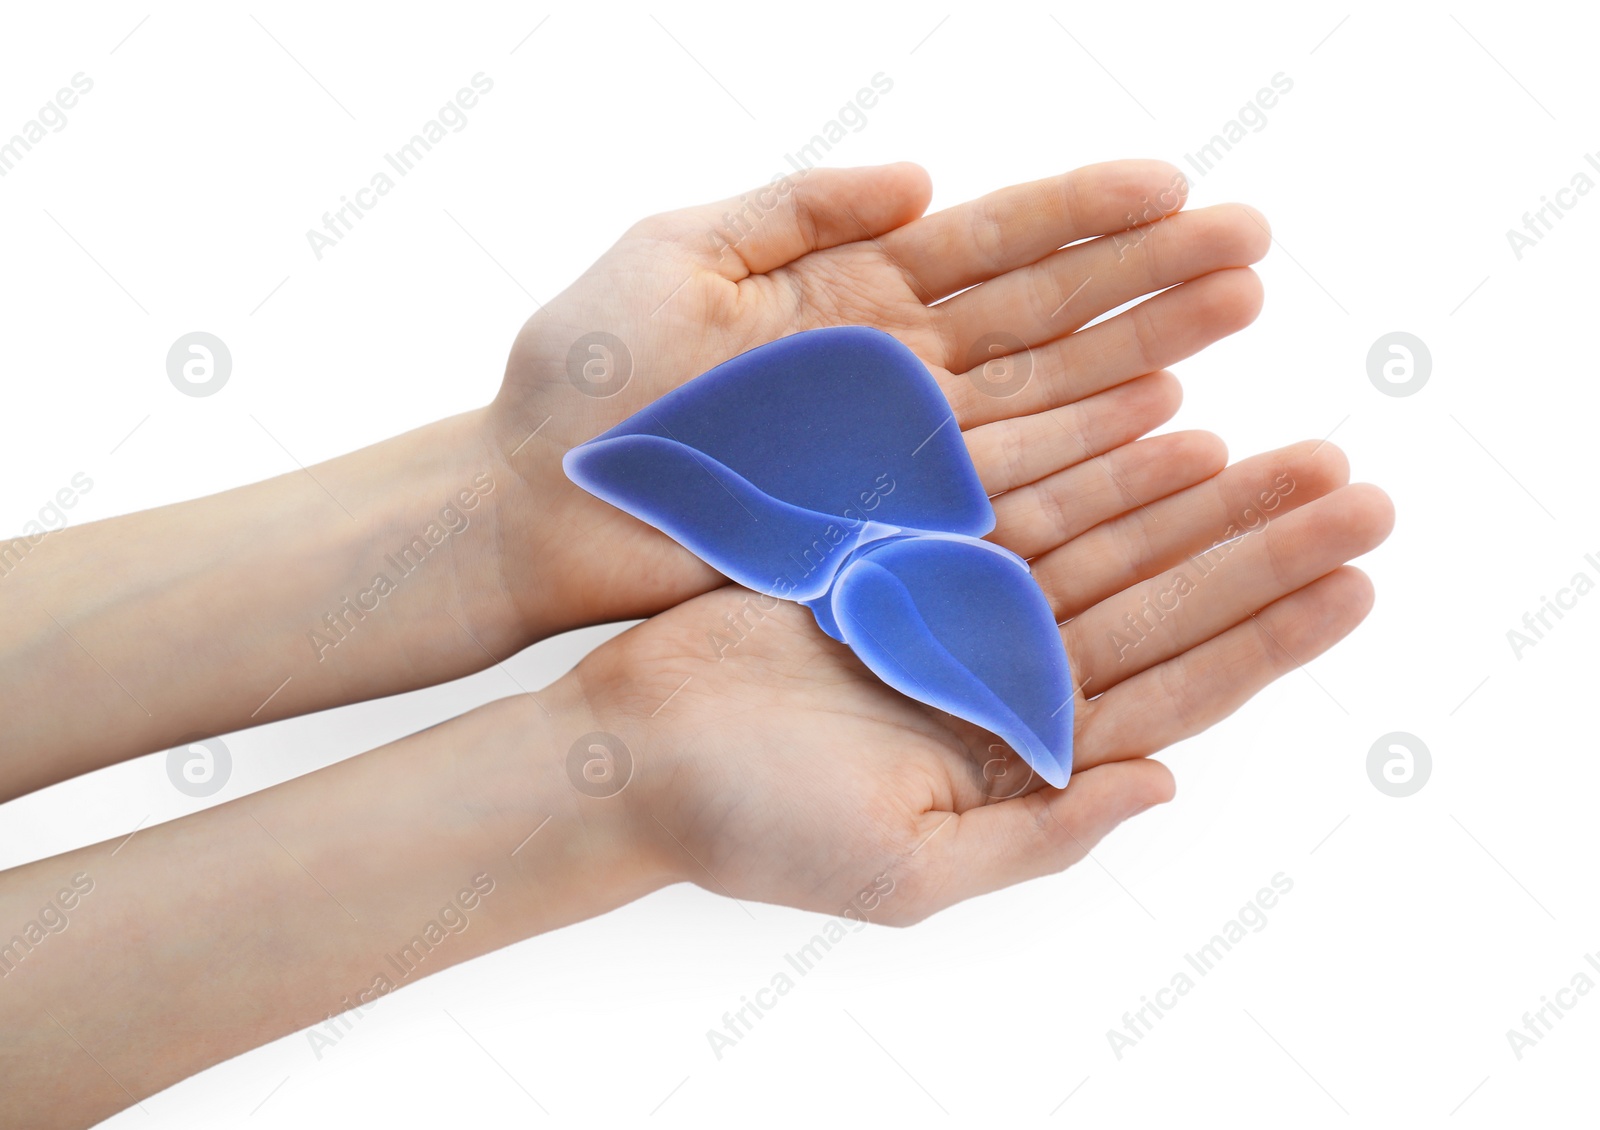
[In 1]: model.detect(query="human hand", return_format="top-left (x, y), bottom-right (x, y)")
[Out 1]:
top-left (484, 160), bottom-right (1271, 638)
top-left (0, 432), bottom-right (1391, 1125)
top-left (0, 162), bottom-right (1264, 794)
top-left (573, 438), bottom-right (1392, 922)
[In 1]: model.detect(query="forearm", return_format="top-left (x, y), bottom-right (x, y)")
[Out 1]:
top-left (0, 679), bottom-right (668, 1128)
top-left (0, 408), bottom-right (554, 798)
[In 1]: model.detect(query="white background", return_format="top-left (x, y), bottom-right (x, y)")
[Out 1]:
top-left (1, 1), bottom-right (1595, 1125)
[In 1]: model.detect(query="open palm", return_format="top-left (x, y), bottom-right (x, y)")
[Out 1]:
top-left (576, 431), bottom-right (1393, 923)
top-left (490, 160), bottom-right (1275, 632)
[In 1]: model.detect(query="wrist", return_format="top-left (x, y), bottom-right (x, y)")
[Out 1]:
top-left (482, 346), bottom-right (727, 641)
top-left (465, 675), bottom-right (689, 933)
top-left (476, 391), bottom-right (599, 641)
top-left (310, 405), bottom-right (548, 661)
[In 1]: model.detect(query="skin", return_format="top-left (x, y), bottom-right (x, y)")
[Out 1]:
top-left (490, 160), bottom-right (1280, 628)
top-left (2, 160), bottom-right (1270, 796)
top-left (0, 160), bottom-right (1394, 1126)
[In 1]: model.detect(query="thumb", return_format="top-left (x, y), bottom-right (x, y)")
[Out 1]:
top-left (908, 759), bottom-right (1175, 917)
top-left (664, 162), bottom-right (932, 279)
